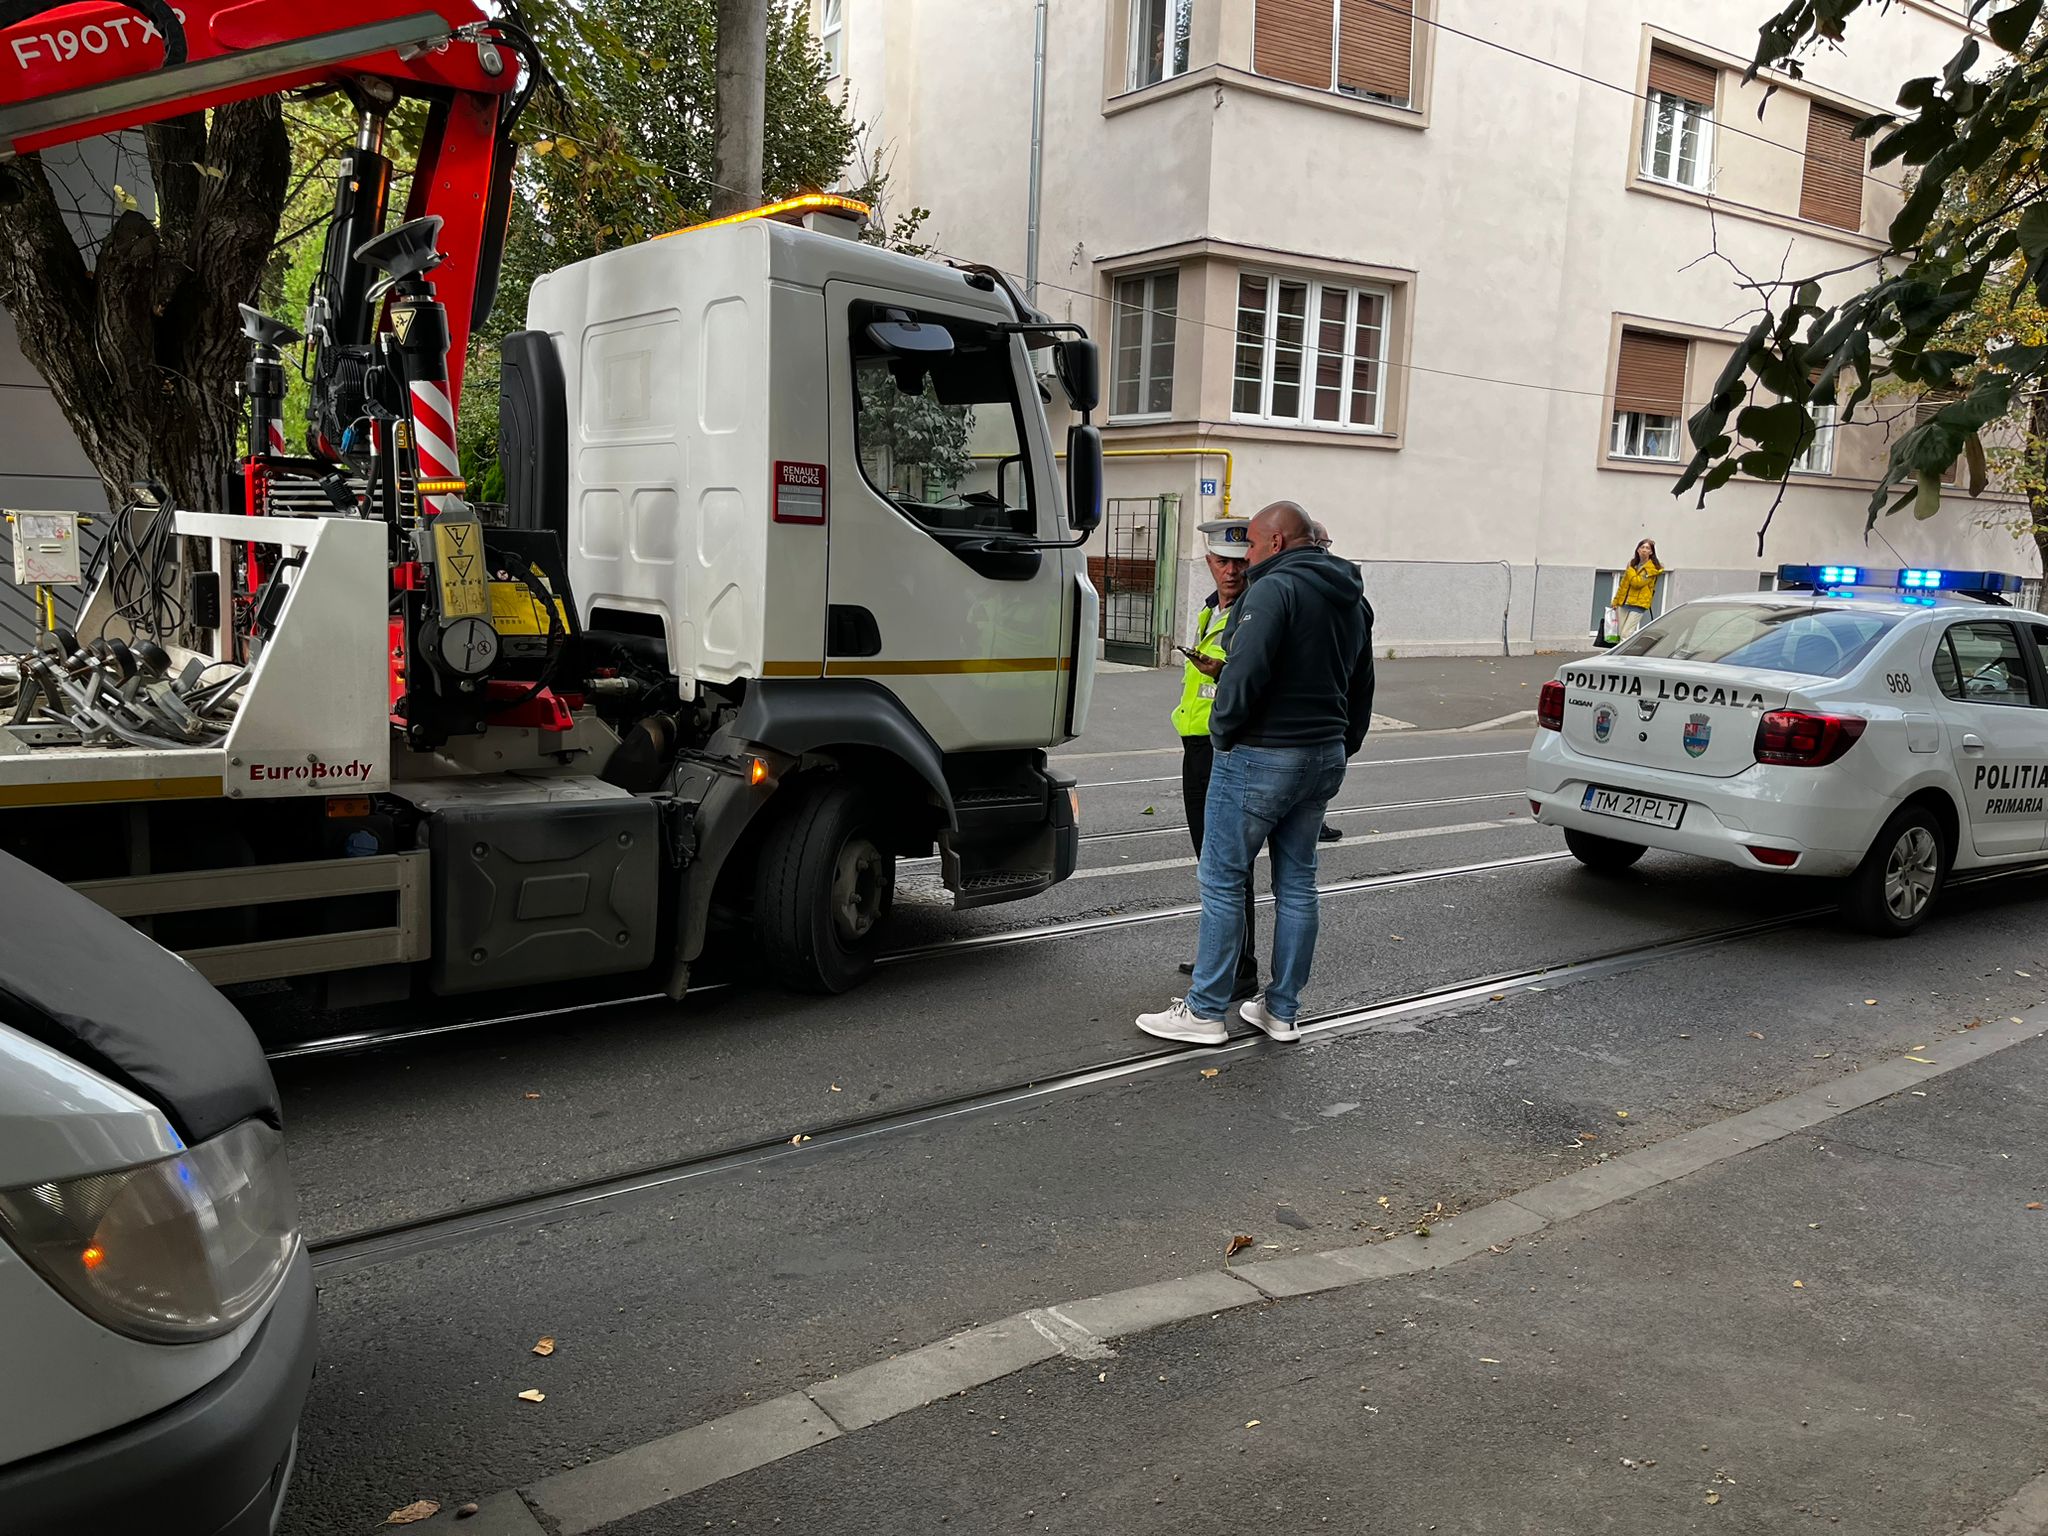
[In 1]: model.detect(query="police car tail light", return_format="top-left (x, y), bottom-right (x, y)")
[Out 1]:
top-left (0, 1119), bottom-right (299, 1343)
top-left (1755, 710), bottom-right (1867, 767)
top-left (1538, 681), bottom-right (1565, 731)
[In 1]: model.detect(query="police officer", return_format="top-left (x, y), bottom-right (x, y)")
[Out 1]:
top-left (1172, 518), bottom-right (1259, 999)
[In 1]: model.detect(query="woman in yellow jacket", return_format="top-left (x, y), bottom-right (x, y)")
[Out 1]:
top-left (1612, 539), bottom-right (1666, 640)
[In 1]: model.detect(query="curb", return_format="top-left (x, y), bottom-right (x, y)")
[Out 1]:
top-left (378, 1011), bottom-right (2048, 1535)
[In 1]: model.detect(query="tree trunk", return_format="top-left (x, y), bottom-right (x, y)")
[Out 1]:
top-left (0, 100), bottom-right (290, 519)
top-left (712, 0), bottom-right (767, 217)
top-left (2032, 392), bottom-right (2048, 590)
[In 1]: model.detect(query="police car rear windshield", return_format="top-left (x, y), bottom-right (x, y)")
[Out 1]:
top-left (1614, 602), bottom-right (1901, 678)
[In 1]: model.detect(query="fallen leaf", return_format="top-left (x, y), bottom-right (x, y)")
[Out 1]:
top-left (1577, 1131), bottom-right (1598, 1142)
top-left (1377, 1196), bottom-right (1391, 1208)
top-left (1390, 935), bottom-right (1404, 942)
top-left (1705, 1492), bottom-right (1722, 1505)
top-left (1749, 1031), bottom-right (1766, 1041)
top-left (790, 1133), bottom-right (810, 1145)
top-left (1245, 1420), bottom-right (1261, 1429)
top-left (2014, 1017), bottom-right (2027, 1025)
top-left (1792, 1280), bottom-right (1805, 1289)
top-left (2027, 1202), bottom-right (2043, 1211)
top-left (1616, 1110), bottom-right (1630, 1119)
top-left (1200, 1068), bottom-right (1220, 1079)
top-left (532, 1337), bottom-right (556, 1356)
top-left (523, 1092), bottom-right (541, 1100)
top-left (2017, 971), bottom-right (2033, 978)
top-left (1225, 1234), bottom-right (1254, 1259)
top-left (1864, 999), bottom-right (1878, 1006)
top-left (385, 1502), bottom-right (440, 1526)
top-left (828, 1084), bottom-right (842, 1093)
top-left (1141, 806), bottom-right (1156, 816)
top-left (1965, 1021), bottom-right (1983, 1029)
top-left (1906, 1055), bottom-right (1935, 1064)
top-left (1489, 993), bottom-right (1506, 1002)
top-left (517, 1389), bottom-right (546, 1403)
top-left (1809, 1223), bottom-right (1821, 1229)
top-left (1415, 1223), bottom-right (1432, 1238)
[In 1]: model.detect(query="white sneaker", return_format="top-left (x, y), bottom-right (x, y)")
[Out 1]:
top-left (1135, 999), bottom-right (1228, 1045)
top-left (1241, 994), bottom-right (1301, 1042)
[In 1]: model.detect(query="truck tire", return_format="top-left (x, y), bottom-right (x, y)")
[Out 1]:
top-left (1564, 828), bottom-right (1645, 873)
top-left (752, 776), bottom-right (896, 994)
top-left (1842, 803), bottom-right (1947, 937)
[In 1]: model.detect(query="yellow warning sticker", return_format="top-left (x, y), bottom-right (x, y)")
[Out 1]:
top-left (391, 304), bottom-right (416, 344)
top-left (432, 518), bottom-right (489, 618)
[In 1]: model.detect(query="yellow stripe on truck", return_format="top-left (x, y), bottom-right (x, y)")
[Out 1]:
top-left (0, 775), bottom-right (225, 808)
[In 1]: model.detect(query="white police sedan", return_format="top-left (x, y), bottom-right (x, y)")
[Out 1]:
top-left (1528, 568), bottom-right (2048, 935)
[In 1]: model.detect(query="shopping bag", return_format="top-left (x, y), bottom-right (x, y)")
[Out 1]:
top-left (1600, 606), bottom-right (1621, 645)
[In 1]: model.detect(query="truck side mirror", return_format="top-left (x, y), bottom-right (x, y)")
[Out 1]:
top-left (1067, 424), bottom-right (1103, 535)
top-left (1055, 337), bottom-right (1100, 417)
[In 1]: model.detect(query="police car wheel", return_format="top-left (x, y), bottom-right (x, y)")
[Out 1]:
top-left (753, 776), bottom-right (897, 993)
top-left (1563, 828), bottom-right (1646, 873)
top-left (1843, 804), bottom-right (1947, 937)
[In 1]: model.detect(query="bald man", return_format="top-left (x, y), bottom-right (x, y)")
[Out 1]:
top-left (1138, 501), bottom-right (1376, 1045)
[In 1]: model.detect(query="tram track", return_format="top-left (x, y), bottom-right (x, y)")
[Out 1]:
top-left (263, 849), bottom-right (1566, 1062)
top-left (305, 901), bottom-right (1834, 1276)
top-left (300, 861), bottom-right (2048, 1275)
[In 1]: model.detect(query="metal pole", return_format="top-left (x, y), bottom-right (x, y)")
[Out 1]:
top-left (1025, 0), bottom-right (1048, 305)
top-left (712, 0), bottom-right (767, 217)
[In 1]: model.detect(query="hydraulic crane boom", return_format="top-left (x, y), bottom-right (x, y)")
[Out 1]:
top-left (0, 0), bottom-right (528, 418)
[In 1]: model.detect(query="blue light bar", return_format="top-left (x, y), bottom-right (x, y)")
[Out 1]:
top-left (1823, 565), bottom-right (1861, 585)
top-left (1901, 568), bottom-right (1946, 589)
top-left (1777, 563), bottom-right (2028, 597)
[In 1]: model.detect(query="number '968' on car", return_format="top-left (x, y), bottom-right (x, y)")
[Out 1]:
top-left (1528, 579), bottom-right (2048, 935)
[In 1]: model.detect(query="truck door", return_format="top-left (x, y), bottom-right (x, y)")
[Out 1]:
top-left (821, 283), bottom-right (1067, 752)
top-left (1930, 618), bottom-right (2048, 856)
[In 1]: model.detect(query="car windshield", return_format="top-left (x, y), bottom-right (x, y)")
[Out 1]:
top-left (1614, 601), bottom-right (1902, 678)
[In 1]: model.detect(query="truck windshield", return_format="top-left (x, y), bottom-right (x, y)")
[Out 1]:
top-left (851, 303), bottom-right (1035, 536)
top-left (1616, 602), bottom-right (1902, 677)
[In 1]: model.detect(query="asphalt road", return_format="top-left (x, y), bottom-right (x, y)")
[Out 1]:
top-left (258, 665), bottom-right (2048, 1535)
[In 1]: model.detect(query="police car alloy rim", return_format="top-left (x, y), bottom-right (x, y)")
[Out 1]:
top-left (833, 836), bottom-right (889, 942)
top-left (1884, 825), bottom-right (1940, 920)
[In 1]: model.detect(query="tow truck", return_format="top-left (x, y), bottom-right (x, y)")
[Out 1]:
top-left (0, 1), bottom-right (1105, 1005)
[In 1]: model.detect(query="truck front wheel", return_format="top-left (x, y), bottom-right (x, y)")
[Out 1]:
top-left (753, 777), bottom-right (897, 993)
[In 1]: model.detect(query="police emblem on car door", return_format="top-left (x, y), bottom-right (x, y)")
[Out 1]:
top-left (1682, 713), bottom-right (1712, 757)
top-left (1594, 705), bottom-right (1614, 743)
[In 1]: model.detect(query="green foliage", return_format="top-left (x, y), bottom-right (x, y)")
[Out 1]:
top-left (1682, 0), bottom-right (2048, 538)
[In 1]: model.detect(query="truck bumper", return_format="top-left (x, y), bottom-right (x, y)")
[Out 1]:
top-left (0, 1246), bottom-right (317, 1536)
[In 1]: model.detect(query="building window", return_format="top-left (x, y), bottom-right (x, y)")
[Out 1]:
top-left (820, 0), bottom-right (843, 77)
top-left (1111, 269), bottom-right (1179, 418)
top-left (1641, 48), bottom-right (1716, 191)
top-left (1252, 0), bottom-right (1418, 110)
top-left (1610, 328), bottom-right (1690, 463)
top-left (1791, 399), bottom-right (1837, 475)
top-left (1232, 271), bottom-right (1388, 430)
top-left (1800, 102), bottom-right (1865, 230)
top-left (1128, 0), bottom-right (1193, 90)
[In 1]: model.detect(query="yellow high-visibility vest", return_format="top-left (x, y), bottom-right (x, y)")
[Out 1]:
top-left (1170, 601), bottom-right (1233, 737)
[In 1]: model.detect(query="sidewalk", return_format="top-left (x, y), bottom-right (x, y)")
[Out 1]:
top-left (598, 1026), bottom-right (2048, 1535)
top-left (1067, 652), bottom-right (1565, 757)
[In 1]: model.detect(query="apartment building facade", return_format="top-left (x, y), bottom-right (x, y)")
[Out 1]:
top-left (820, 0), bottom-right (2035, 656)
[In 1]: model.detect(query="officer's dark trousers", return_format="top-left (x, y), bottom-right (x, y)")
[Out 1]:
top-left (1180, 733), bottom-right (1259, 994)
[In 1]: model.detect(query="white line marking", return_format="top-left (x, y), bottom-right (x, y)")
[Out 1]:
top-left (1462, 709), bottom-right (1537, 732)
top-left (1077, 747), bottom-right (1525, 790)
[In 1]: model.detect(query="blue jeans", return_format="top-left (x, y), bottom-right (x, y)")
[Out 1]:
top-left (1186, 741), bottom-right (1348, 1023)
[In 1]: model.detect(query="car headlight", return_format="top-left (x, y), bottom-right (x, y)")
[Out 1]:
top-left (0, 1119), bottom-right (299, 1343)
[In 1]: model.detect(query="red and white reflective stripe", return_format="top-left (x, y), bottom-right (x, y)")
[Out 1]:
top-left (409, 379), bottom-right (460, 513)
top-left (267, 417), bottom-right (286, 456)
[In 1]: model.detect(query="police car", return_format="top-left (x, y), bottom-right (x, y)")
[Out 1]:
top-left (1528, 566), bottom-right (2048, 935)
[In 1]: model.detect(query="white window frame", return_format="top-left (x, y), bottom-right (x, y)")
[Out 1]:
top-left (1231, 270), bottom-right (1390, 433)
top-left (1110, 269), bottom-right (1179, 422)
top-left (1640, 88), bottom-right (1714, 191)
top-left (1791, 400), bottom-right (1837, 475)
top-left (820, 0), bottom-right (844, 78)
top-left (1610, 410), bottom-right (1682, 463)
top-left (1127, 0), bottom-right (1193, 91)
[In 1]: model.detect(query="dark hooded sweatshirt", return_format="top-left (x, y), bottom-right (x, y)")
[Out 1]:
top-left (1209, 547), bottom-right (1376, 756)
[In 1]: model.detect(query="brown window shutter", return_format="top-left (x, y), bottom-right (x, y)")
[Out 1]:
top-left (1799, 103), bottom-right (1864, 230)
top-left (1255, 0), bottom-right (1335, 90)
top-left (1614, 330), bottom-right (1690, 418)
top-left (1646, 46), bottom-right (1717, 107)
top-left (1338, 0), bottom-right (1412, 103)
